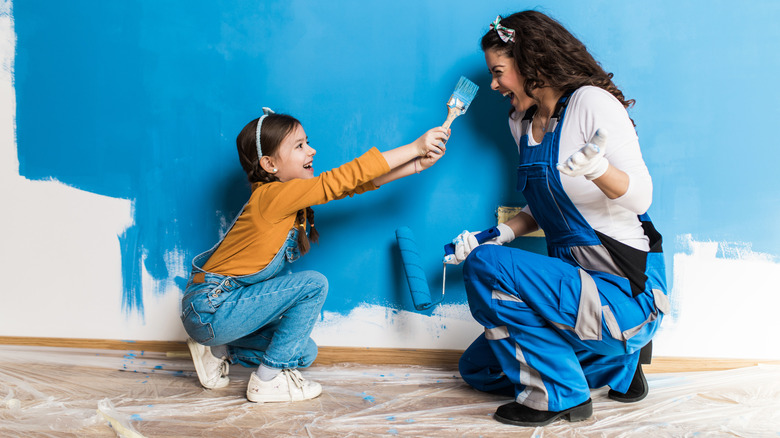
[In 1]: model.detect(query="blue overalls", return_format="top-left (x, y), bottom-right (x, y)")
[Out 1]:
top-left (181, 205), bottom-right (328, 369)
top-left (459, 94), bottom-right (668, 412)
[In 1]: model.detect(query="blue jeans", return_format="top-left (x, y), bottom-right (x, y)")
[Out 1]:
top-left (181, 229), bottom-right (328, 369)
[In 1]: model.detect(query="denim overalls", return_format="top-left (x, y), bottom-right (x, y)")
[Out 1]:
top-left (459, 94), bottom-right (669, 412)
top-left (181, 204), bottom-right (328, 369)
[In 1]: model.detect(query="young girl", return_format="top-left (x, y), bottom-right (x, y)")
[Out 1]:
top-left (181, 107), bottom-right (449, 403)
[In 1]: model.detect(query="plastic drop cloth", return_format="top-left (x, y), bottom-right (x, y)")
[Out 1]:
top-left (1, 344), bottom-right (779, 437)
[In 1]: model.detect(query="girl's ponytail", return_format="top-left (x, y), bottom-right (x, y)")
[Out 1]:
top-left (306, 207), bottom-right (319, 244)
top-left (294, 207), bottom-right (319, 256)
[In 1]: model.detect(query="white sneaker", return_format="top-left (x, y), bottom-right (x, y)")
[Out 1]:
top-left (186, 338), bottom-right (229, 389)
top-left (246, 369), bottom-right (322, 403)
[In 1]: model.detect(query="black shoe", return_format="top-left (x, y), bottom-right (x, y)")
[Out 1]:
top-left (494, 398), bottom-right (592, 427)
top-left (608, 363), bottom-right (648, 403)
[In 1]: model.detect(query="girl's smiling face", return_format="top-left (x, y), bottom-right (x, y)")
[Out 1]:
top-left (271, 124), bottom-right (316, 182)
top-left (485, 48), bottom-right (536, 113)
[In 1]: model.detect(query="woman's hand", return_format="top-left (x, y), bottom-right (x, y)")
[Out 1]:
top-left (557, 128), bottom-right (631, 199)
top-left (414, 127), bottom-right (450, 157)
top-left (443, 223), bottom-right (515, 265)
top-left (557, 128), bottom-right (609, 180)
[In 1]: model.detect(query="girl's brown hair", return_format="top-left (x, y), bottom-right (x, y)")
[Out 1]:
top-left (236, 114), bottom-right (319, 254)
top-left (482, 11), bottom-right (635, 122)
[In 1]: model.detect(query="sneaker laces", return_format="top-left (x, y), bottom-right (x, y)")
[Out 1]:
top-left (284, 369), bottom-right (305, 390)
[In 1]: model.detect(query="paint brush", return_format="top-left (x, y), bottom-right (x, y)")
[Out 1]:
top-left (442, 76), bottom-right (479, 129)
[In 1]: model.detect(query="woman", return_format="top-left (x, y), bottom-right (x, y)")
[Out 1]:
top-left (448, 11), bottom-right (669, 426)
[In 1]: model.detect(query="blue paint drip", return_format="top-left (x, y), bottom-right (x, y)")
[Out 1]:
top-left (174, 276), bottom-right (189, 291)
top-left (130, 414), bottom-right (143, 421)
top-left (360, 392), bottom-right (375, 403)
top-left (120, 225), bottom-right (145, 317)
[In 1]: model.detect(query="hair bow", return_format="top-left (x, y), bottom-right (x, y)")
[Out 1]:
top-left (490, 15), bottom-right (515, 43)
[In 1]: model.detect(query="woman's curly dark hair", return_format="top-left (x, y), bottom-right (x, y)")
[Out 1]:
top-left (236, 114), bottom-right (319, 255)
top-left (482, 10), bottom-right (634, 121)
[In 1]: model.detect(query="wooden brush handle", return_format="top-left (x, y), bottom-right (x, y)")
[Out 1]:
top-left (442, 106), bottom-right (461, 130)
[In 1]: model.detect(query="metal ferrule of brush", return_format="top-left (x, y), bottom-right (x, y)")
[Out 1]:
top-left (447, 96), bottom-right (467, 115)
top-left (442, 76), bottom-right (478, 129)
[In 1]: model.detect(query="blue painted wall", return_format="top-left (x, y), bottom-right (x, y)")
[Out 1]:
top-left (13, 1), bottom-right (780, 318)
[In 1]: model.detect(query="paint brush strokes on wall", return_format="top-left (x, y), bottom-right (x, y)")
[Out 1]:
top-left (4, 0), bottom-right (780, 358)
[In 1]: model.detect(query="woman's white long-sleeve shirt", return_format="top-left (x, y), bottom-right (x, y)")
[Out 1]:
top-left (509, 86), bottom-right (652, 251)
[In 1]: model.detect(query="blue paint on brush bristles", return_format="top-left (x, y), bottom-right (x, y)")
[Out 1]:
top-left (448, 76), bottom-right (479, 114)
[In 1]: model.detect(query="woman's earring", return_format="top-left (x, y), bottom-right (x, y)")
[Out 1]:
top-left (272, 168), bottom-right (278, 173)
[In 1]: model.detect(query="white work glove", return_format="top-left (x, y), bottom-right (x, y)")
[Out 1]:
top-left (444, 223), bottom-right (515, 265)
top-left (557, 128), bottom-right (609, 180)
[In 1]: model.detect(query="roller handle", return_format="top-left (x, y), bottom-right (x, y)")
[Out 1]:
top-left (443, 227), bottom-right (499, 256)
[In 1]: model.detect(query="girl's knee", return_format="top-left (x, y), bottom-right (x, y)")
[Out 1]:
top-left (302, 270), bottom-right (328, 297)
top-left (311, 271), bottom-right (328, 290)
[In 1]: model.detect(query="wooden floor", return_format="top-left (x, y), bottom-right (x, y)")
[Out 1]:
top-left (1, 345), bottom-right (780, 437)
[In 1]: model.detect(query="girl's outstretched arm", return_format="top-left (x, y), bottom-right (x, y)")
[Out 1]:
top-left (373, 127), bottom-right (449, 186)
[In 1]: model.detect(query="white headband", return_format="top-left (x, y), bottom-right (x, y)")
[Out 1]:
top-left (255, 107), bottom-right (275, 159)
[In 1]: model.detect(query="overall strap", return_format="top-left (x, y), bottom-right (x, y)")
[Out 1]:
top-left (518, 92), bottom-right (574, 141)
top-left (519, 105), bottom-right (536, 140)
top-left (546, 92), bottom-right (573, 134)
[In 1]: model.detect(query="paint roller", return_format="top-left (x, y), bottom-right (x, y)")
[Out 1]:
top-left (396, 227), bottom-right (500, 311)
top-left (396, 227), bottom-right (440, 311)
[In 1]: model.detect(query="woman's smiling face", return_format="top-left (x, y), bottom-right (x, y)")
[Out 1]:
top-left (485, 48), bottom-right (536, 113)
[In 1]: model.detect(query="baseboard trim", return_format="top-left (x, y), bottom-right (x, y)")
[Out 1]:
top-left (0, 336), bottom-right (188, 353)
top-left (2, 336), bottom-right (778, 373)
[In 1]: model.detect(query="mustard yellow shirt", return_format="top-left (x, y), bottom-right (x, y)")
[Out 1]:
top-left (202, 147), bottom-right (390, 276)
